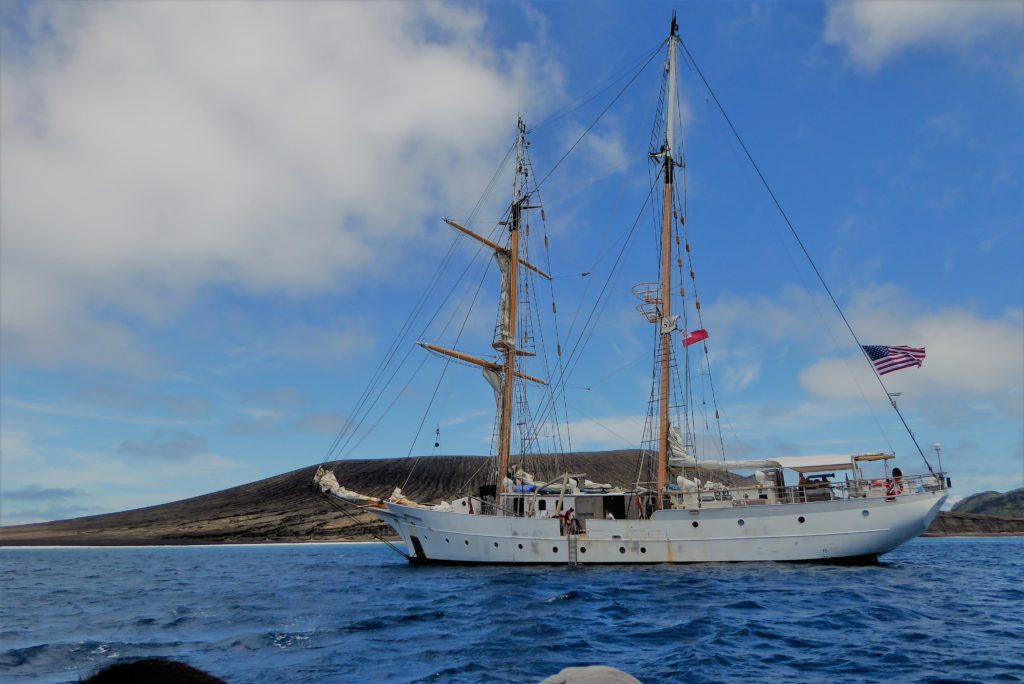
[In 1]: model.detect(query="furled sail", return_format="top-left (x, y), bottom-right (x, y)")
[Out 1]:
top-left (668, 427), bottom-right (779, 471)
top-left (667, 426), bottom-right (695, 467)
top-left (495, 251), bottom-right (511, 345)
top-left (314, 466), bottom-right (384, 506)
top-left (482, 367), bottom-right (503, 413)
top-left (691, 458), bottom-right (782, 471)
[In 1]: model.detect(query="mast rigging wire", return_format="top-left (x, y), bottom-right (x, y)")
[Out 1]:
top-left (535, 39), bottom-right (665, 191)
top-left (677, 37), bottom-right (935, 474)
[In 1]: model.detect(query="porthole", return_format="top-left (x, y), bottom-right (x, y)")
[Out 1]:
top-left (692, 521), bottom-right (699, 528)
top-left (580, 547), bottom-right (587, 554)
top-left (798, 516), bottom-right (806, 524)
top-left (461, 500), bottom-right (467, 507)
top-left (552, 546), bottom-right (558, 553)
top-left (619, 547), bottom-right (626, 554)
top-left (445, 538), bottom-right (450, 543)
top-left (640, 547), bottom-right (647, 554)
top-left (517, 543), bottom-right (523, 550)
top-left (464, 540), bottom-right (470, 545)
top-left (862, 510), bottom-right (870, 517)
top-left (493, 542), bottom-right (499, 548)
top-left (737, 519), bottom-right (745, 526)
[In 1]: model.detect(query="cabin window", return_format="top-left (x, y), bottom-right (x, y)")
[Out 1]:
top-left (538, 499), bottom-right (547, 511)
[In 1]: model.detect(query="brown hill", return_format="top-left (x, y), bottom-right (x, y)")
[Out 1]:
top-left (2, 453), bottom-right (1020, 545)
top-left (0, 452), bottom-right (644, 546)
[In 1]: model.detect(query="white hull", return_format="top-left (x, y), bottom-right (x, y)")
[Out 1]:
top-left (373, 491), bottom-right (946, 564)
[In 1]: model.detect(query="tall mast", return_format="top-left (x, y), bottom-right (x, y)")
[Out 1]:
top-left (498, 118), bottom-right (527, 493)
top-left (656, 15), bottom-right (680, 509)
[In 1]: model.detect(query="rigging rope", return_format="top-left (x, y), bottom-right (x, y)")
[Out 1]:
top-left (314, 487), bottom-right (409, 559)
top-left (677, 37), bottom-right (935, 474)
top-left (321, 141), bottom-right (517, 464)
top-left (530, 40), bottom-right (665, 133)
top-left (535, 40), bottom-right (665, 191)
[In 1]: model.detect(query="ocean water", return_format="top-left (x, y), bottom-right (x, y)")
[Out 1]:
top-left (1, 538), bottom-right (1021, 683)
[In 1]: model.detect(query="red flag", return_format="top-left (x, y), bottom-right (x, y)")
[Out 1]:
top-left (682, 329), bottom-right (708, 347)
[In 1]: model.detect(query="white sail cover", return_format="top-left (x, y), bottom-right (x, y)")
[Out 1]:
top-left (668, 426), bottom-right (780, 471)
top-left (667, 426), bottom-right (696, 467)
top-left (495, 251), bottom-right (511, 344)
top-left (690, 458), bottom-right (782, 471)
top-left (482, 367), bottom-right (503, 413)
top-left (313, 466), bottom-right (383, 505)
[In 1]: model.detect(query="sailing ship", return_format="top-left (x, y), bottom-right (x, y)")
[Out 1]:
top-left (314, 16), bottom-right (948, 563)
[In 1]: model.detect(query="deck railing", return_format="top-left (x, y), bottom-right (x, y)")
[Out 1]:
top-left (727, 472), bottom-right (948, 506)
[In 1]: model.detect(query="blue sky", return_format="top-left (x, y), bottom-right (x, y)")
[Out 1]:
top-left (2, 1), bottom-right (1021, 524)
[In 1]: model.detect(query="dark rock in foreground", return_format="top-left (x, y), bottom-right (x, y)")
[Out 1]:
top-left (2, 453), bottom-right (1021, 545)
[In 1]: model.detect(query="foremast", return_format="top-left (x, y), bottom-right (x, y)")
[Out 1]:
top-left (497, 119), bottom-right (528, 493)
top-left (655, 16), bottom-right (680, 508)
top-left (418, 118), bottom-right (548, 499)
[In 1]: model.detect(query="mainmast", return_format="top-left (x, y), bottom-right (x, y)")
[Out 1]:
top-left (656, 15), bottom-right (680, 508)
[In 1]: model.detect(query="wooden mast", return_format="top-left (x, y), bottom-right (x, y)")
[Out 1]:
top-left (498, 118), bottom-right (527, 494)
top-left (656, 15), bottom-right (680, 509)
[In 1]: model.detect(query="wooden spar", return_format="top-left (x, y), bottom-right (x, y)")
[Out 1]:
top-left (657, 179), bottom-right (673, 507)
top-left (498, 119), bottom-right (526, 495)
top-left (416, 342), bottom-right (546, 385)
top-left (443, 218), bottom-right (552, 280)
top-left (656, 19), bottom-right (679, 509)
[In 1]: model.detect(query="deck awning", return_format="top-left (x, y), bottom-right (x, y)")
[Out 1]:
top-left (852, 452), bottom-right (896, 462)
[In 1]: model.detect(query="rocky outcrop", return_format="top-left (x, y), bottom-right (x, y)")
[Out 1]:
top-left (950, 487), bottom-right (1024, 518)
top-left (923, 511), bottom-right (1024, 537)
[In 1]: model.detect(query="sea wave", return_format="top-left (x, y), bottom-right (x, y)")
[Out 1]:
top-left (1, 538), bottom-right (1021, 683)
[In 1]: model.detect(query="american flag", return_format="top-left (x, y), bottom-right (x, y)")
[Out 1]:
top-left (862, 345), bottom-right (926, 375)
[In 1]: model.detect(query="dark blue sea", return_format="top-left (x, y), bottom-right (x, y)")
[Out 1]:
top-left (1, 538), bottom-right (1021, 683)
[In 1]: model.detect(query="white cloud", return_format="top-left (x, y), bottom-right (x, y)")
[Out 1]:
top-left (1, 2), bottom-right (558, 372)
top-left (800, 289), bottom-right (1023, 414)
top-left (824, 0), bottom-right (1024, 70)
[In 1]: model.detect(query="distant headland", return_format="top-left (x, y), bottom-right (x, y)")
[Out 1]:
top-left (2, 453), bottom-right (1021, 546)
